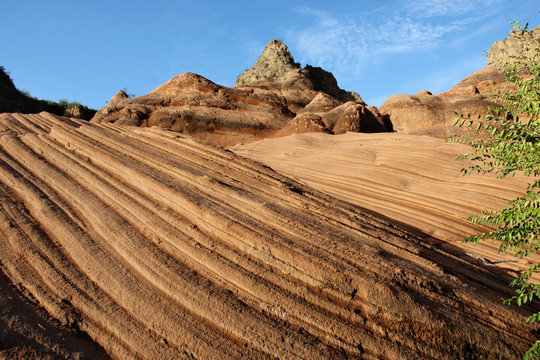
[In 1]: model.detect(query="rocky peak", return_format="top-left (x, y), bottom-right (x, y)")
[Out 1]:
top-left (488, 25), bottom-right (540, 65)
top-left (91, 39), bottom-right (387, 143)
top-left (109, 89), bottom-right (130, 104)
top-left (236, 39), bottom-right (364, 105)
top-left (151, 72), bottom-right (220, 95)
top-left (236, 39), bottom-right (301, 86)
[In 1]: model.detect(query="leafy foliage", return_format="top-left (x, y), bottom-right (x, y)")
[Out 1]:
top-left (449, 21), bottom-right (540, 359)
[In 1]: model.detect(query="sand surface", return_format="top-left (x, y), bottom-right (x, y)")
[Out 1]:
top-left (0, 112), bottom-right (538, 359)
top-left (231, 132), bottom-right (538, 279)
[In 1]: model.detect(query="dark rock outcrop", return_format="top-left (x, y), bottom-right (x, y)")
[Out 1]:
top-left (0, 66), bottom-right (96, 120)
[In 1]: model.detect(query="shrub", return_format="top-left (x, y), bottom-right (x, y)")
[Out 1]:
top-left (450, 21), bottom-right (540, 359)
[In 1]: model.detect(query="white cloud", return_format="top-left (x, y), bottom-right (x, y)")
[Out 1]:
top-left (290, 15), bottom-right (455, 75)
top-left (405, 0), bottom-right (504, 17)
top-left (287, 1), bottom-right (504, 77)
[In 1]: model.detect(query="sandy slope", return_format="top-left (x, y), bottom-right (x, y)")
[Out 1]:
top-left (0, 112), bottom-right (538, 359)
top-left (231, 132), bottom-right (539, 279)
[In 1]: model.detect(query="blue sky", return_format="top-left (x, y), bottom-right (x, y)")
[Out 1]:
top-left (1, 1), bottom-right (538, 109)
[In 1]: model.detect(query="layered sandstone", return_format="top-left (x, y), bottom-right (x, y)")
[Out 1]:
top-left (232, 131), bottom-right (538, 281)
top-left (0, 112), bottom-right (537, 359)
top-left (92, 40), bottom-right (387, 145)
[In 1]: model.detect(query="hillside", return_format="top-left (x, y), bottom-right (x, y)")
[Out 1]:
top-left (231, 132), bottom-right (538, 281)
top-left (0, 112), bottom-right (537, 359)
top-left (0, 66), bottom-right (96, 120)
top-left (91, 40), bottom-right (389, 146)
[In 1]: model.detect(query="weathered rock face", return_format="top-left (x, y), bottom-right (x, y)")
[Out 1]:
top-left (92, 40), bottom-right (388, 145)
top-left (380, 26), bottom-right (540, 138)
top-left (92, 72), bottom-right (295, 132)
top-left (236, 39), bottom-right (299, 85)
top-left (380, 83), bottom-right (497, 138)
top-left (488, 26), bottom-right (540, 65)
top-left (380, 62), bottom-right (515, 138)
top-left (301, 65), bottom-right (365, 103)
top-left (62, 105), bottom-right (96, 120)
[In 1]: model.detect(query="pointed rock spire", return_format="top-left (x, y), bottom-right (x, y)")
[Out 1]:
top-left (236, 39), bottom-right (301, 86)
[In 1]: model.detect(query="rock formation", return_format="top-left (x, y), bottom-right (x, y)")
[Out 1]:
top-left (0, 112), bottom-right (537, 359)
top-left (236, 41), bottom-right (363, 105)
top-left (380, 26), bottom-right (539, 138)
top-left (488, 25), bottom-right (540, 65)
top-left (236, 39), bottom-right (300, 85)
top-left (92, 40), bottom-right (388, 145)
top-left (379, 83), bottom-right (496, 138)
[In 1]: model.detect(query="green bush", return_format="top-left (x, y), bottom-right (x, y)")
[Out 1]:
top-left (450, 21), bottom-right (540, 359)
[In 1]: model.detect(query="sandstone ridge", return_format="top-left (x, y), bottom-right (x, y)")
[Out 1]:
top-left (92, 40), bottom-right (387, 145)
top-left (380, 25), bottom-right (539, 138)
top-left (0, 112), bottom-right (537, 359)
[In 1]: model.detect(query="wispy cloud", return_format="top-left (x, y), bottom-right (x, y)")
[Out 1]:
top-left (405, 0), bottom-right (504, 17)
top-left (287, 1), bottom-right (504, 77)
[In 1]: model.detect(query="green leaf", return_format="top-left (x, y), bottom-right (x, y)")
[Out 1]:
top-left (447, 21), bottom-right (540, 359)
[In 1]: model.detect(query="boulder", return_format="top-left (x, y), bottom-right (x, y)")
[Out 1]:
top-left (323, 102), bottom-right (387, 134)
top-left (297, 92), bottom-right (342, 114)
top-left (279, 113), bottom-right (329, 135)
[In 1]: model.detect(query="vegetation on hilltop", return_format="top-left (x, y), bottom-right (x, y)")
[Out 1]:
top-left (0, 66), bottom-right (96, 120)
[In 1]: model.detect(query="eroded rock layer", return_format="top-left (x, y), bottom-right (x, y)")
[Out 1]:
top-left (0, 112), bottom-right (537, 359)
top-left (91, 40), bottom-right (388, 144)
top-left (231, 132), bottom-right (538, 280)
